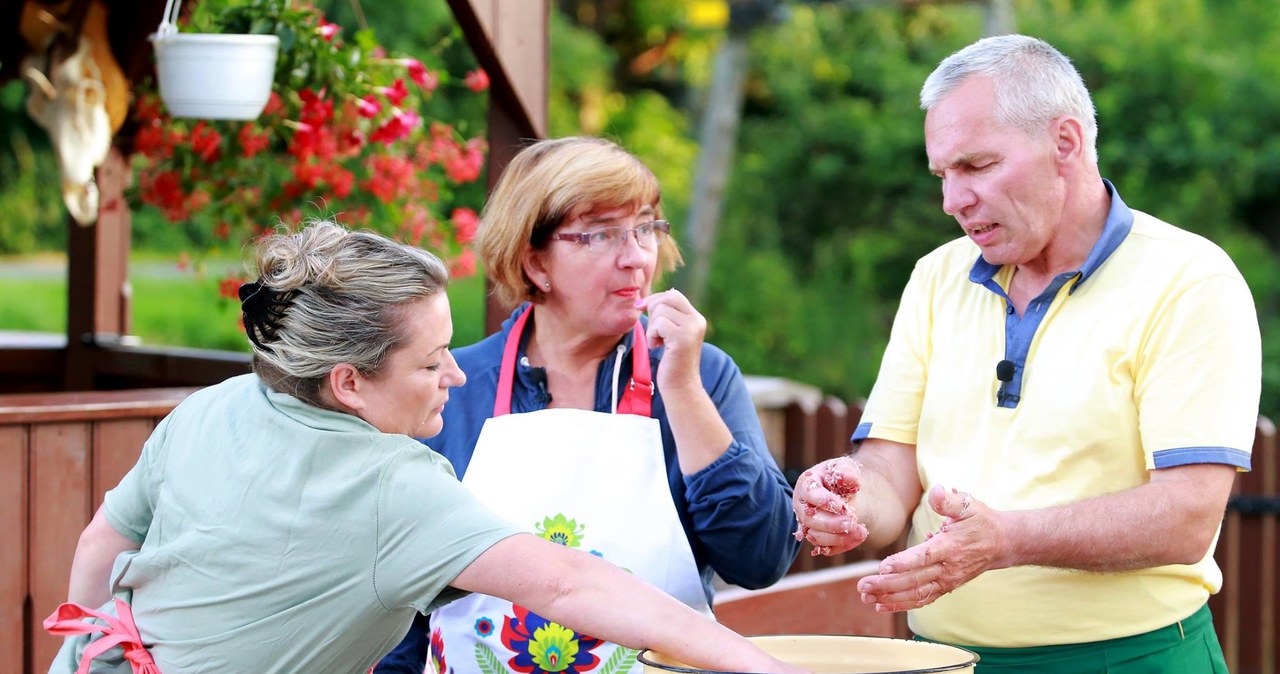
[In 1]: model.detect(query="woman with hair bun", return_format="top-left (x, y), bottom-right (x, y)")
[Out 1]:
top-left (45, 221), bottom-right (803, 674)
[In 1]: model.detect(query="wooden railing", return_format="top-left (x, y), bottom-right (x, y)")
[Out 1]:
top-left (2, 387), bottom-right (1276, 673)
top-left (0, 388), bottom-right (197, 674)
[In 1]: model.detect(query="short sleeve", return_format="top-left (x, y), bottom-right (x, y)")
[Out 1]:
top-left (854, 260), bottom-right (933, 445)
top-left (103, 413), bottom-right (173, 544)
top-left (1136, 272), bottom-right (1261, 470)
top-left (374, 447), bottom-right (521, 614)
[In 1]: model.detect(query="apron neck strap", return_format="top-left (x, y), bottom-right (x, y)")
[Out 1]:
top-left (493, 307), bottom-right (652, 418)
top-left (616, 321), bottom-right (652, 417)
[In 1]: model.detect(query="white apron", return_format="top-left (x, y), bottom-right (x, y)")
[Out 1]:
top-left (430, 308), bottom-right (709, 674)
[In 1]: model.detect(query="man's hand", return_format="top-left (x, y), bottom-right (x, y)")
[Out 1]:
top-left (856, 484), bottom-right (1006, 611)
top-left (791, 457), bottom-right (870, 556)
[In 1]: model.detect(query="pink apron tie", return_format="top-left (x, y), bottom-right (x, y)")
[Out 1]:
top-left (45, 599), bottom-right (161, 674)
top-left (493, 306), bottom-right (652, 417)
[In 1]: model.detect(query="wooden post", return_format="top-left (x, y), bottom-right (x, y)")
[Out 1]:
top-left (63, 149), bottom-right (132, 391)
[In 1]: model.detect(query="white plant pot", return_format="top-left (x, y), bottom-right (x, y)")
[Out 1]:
top-left (150, 32), bottom-right (280, 120)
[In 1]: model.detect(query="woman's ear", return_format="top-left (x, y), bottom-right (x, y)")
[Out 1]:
top-left (327, 363), bottom-right (366, 412)
top-left (522, 247), bottom-right (550, 293)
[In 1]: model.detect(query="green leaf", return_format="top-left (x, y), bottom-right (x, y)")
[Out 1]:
top-left (475, 643), bottom-right (506, 674)
top-left (249, 18), bottom-right (274, 35)
top-left (278, 25), bottom-right (296, 54)
top-left (600, 646), bottom-right (639, 674)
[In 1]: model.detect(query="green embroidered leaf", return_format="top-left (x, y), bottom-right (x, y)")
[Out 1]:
top-left (600, 646), bottom-right (640, 674)
top-left (476, 642), bottom-right (506, 674)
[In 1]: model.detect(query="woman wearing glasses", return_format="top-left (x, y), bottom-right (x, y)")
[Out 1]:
top-left (376, 137), bottom-right (801, 674)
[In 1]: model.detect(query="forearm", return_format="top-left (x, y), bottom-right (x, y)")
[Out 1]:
top-left (850, 441), bottom-right (920, 549)
top-left (67, 506), bottom-right (140, 607)
top-left (661, 383), bottom-right (734, 475)
top-left (536, 551), bottom-right (785, 672)
top-left (454, 536), bottom-right (794, 674)
top-left (998, 463), bottom-right (1234, 572)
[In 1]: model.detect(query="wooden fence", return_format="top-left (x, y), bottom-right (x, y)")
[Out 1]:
top-left (2, 388), bottom-right (1276, 673)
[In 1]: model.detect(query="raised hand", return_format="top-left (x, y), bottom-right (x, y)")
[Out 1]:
top-left (637, 288), bottom-right (707, 394)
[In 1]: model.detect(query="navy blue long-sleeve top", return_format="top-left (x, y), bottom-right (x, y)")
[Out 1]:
top-left (375, 304), bottom-right (800, 673)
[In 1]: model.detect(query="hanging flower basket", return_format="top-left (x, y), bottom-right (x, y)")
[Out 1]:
top-left (128, 0), bottom-right (493, 296)
top-left (150, 0), bottom-right (280, 120)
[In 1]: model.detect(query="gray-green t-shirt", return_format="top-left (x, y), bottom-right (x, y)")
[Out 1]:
top-left (51, 374), bottom-right (519, 673)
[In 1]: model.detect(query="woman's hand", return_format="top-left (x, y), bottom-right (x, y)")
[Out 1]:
top-left (637, 288), bottom-right (707, 394)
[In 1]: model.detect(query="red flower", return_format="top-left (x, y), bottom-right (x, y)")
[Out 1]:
top-left (445, 138), bottom-right (486, 183)
top-left (449, 249), bottom-right (477, 278)
top-left (464, 68), bottom-right (489, 92)
top-left (190, 122), bottom-right (223, 162)
top-left (370, 111), bottom-right (421, 145)
top-left (357, 95), bottom-right (382, 119)
top-left (135, 95), bottom-right (164, 123)
top-left (405, 59), bottom-right (439, 92)
top-left (141, 170), bottom-right (189, 222)
top-left (218, 275), bottom-right (245, 300)
top-left (134, 124), bottom-right (171, 159)
top-left (325, 165), bottom-right (356, 198)
top-left (299, 89), bottom-right (334, 126)
top-left (318, 18), bottom-right (340, 41)
top-left (262, 91), bottom-right (285, 117)
top-left (381, 79), bottom-right (410, 107)
top-left (362, 155), bottom-right (417, 202)
top-left (451, 207), bottom-right (479, 244)
top-left (238, 124), bottom-right (271, 158)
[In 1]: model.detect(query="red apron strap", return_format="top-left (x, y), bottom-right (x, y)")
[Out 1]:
top-left (45, 599), bottom-right (161, 674)
top-left (492, 307), bottom-right (533, 417)
top-left (616, 321), bottom-right (653, 417)
top-left (496, 310), bottom-right (653, 418)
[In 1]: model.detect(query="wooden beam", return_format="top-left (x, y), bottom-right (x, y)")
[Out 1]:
top-left (447, 0), bottom-right (549, 140)
top-left (447, 1), bottom-right (550, 335)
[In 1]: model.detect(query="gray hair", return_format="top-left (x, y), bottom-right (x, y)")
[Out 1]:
top-left (920, 34), bottom-right (1098, 162)
top-left (246, 220), bottom-right (450, 405)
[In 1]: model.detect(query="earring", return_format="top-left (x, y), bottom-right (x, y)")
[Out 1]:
top-left (543, 281), bottom-right (551, 290)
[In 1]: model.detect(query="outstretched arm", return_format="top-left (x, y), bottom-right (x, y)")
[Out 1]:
top-left (67, 505), bottom-right (140, 608)
top-left (452, 534), bottom-right (806, 674)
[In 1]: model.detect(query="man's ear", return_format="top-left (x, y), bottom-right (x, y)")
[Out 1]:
top-left (327, 362), bottom-right (366, 412)
top-left (1052, 115), bottom-right (1086, 163)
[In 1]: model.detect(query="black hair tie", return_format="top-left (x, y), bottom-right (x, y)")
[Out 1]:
top-left (239, 281), bottom-right (296, 351)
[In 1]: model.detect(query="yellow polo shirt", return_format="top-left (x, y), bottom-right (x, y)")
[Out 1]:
top-left (853, 184), bottom-right (1260, 647)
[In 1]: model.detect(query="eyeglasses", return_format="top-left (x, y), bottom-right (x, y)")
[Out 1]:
top-left (548, 220), bottom-right (670, 253)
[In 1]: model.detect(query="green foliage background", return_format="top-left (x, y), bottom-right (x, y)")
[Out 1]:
top-left (2, 0), bottom-right (1278, 419)
top-left (542, 0), bottom-right (1280, 419)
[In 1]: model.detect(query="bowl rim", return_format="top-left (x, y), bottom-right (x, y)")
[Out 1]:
top-left (635, 633), bottom-right (979, 674)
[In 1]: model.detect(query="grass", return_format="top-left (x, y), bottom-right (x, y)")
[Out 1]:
top-left (0, 254), bottom-right (489, 350)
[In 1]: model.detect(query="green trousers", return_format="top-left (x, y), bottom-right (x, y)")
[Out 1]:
top-left (917, 603), bottom-right (1227, 674)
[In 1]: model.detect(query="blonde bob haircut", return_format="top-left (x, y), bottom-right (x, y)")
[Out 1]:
top-left (477, 136), bottom-right (683, 309)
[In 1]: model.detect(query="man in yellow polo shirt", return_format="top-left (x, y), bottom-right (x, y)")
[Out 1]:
top-left (792, 34), bottom-right (1259, 673)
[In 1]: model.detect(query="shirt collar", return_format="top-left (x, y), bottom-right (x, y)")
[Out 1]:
top-left (968, 179), bottom-right (1133, 291)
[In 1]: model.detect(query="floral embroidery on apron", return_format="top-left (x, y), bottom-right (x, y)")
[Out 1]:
top-left (430, 307), bottom-right (709, 674)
